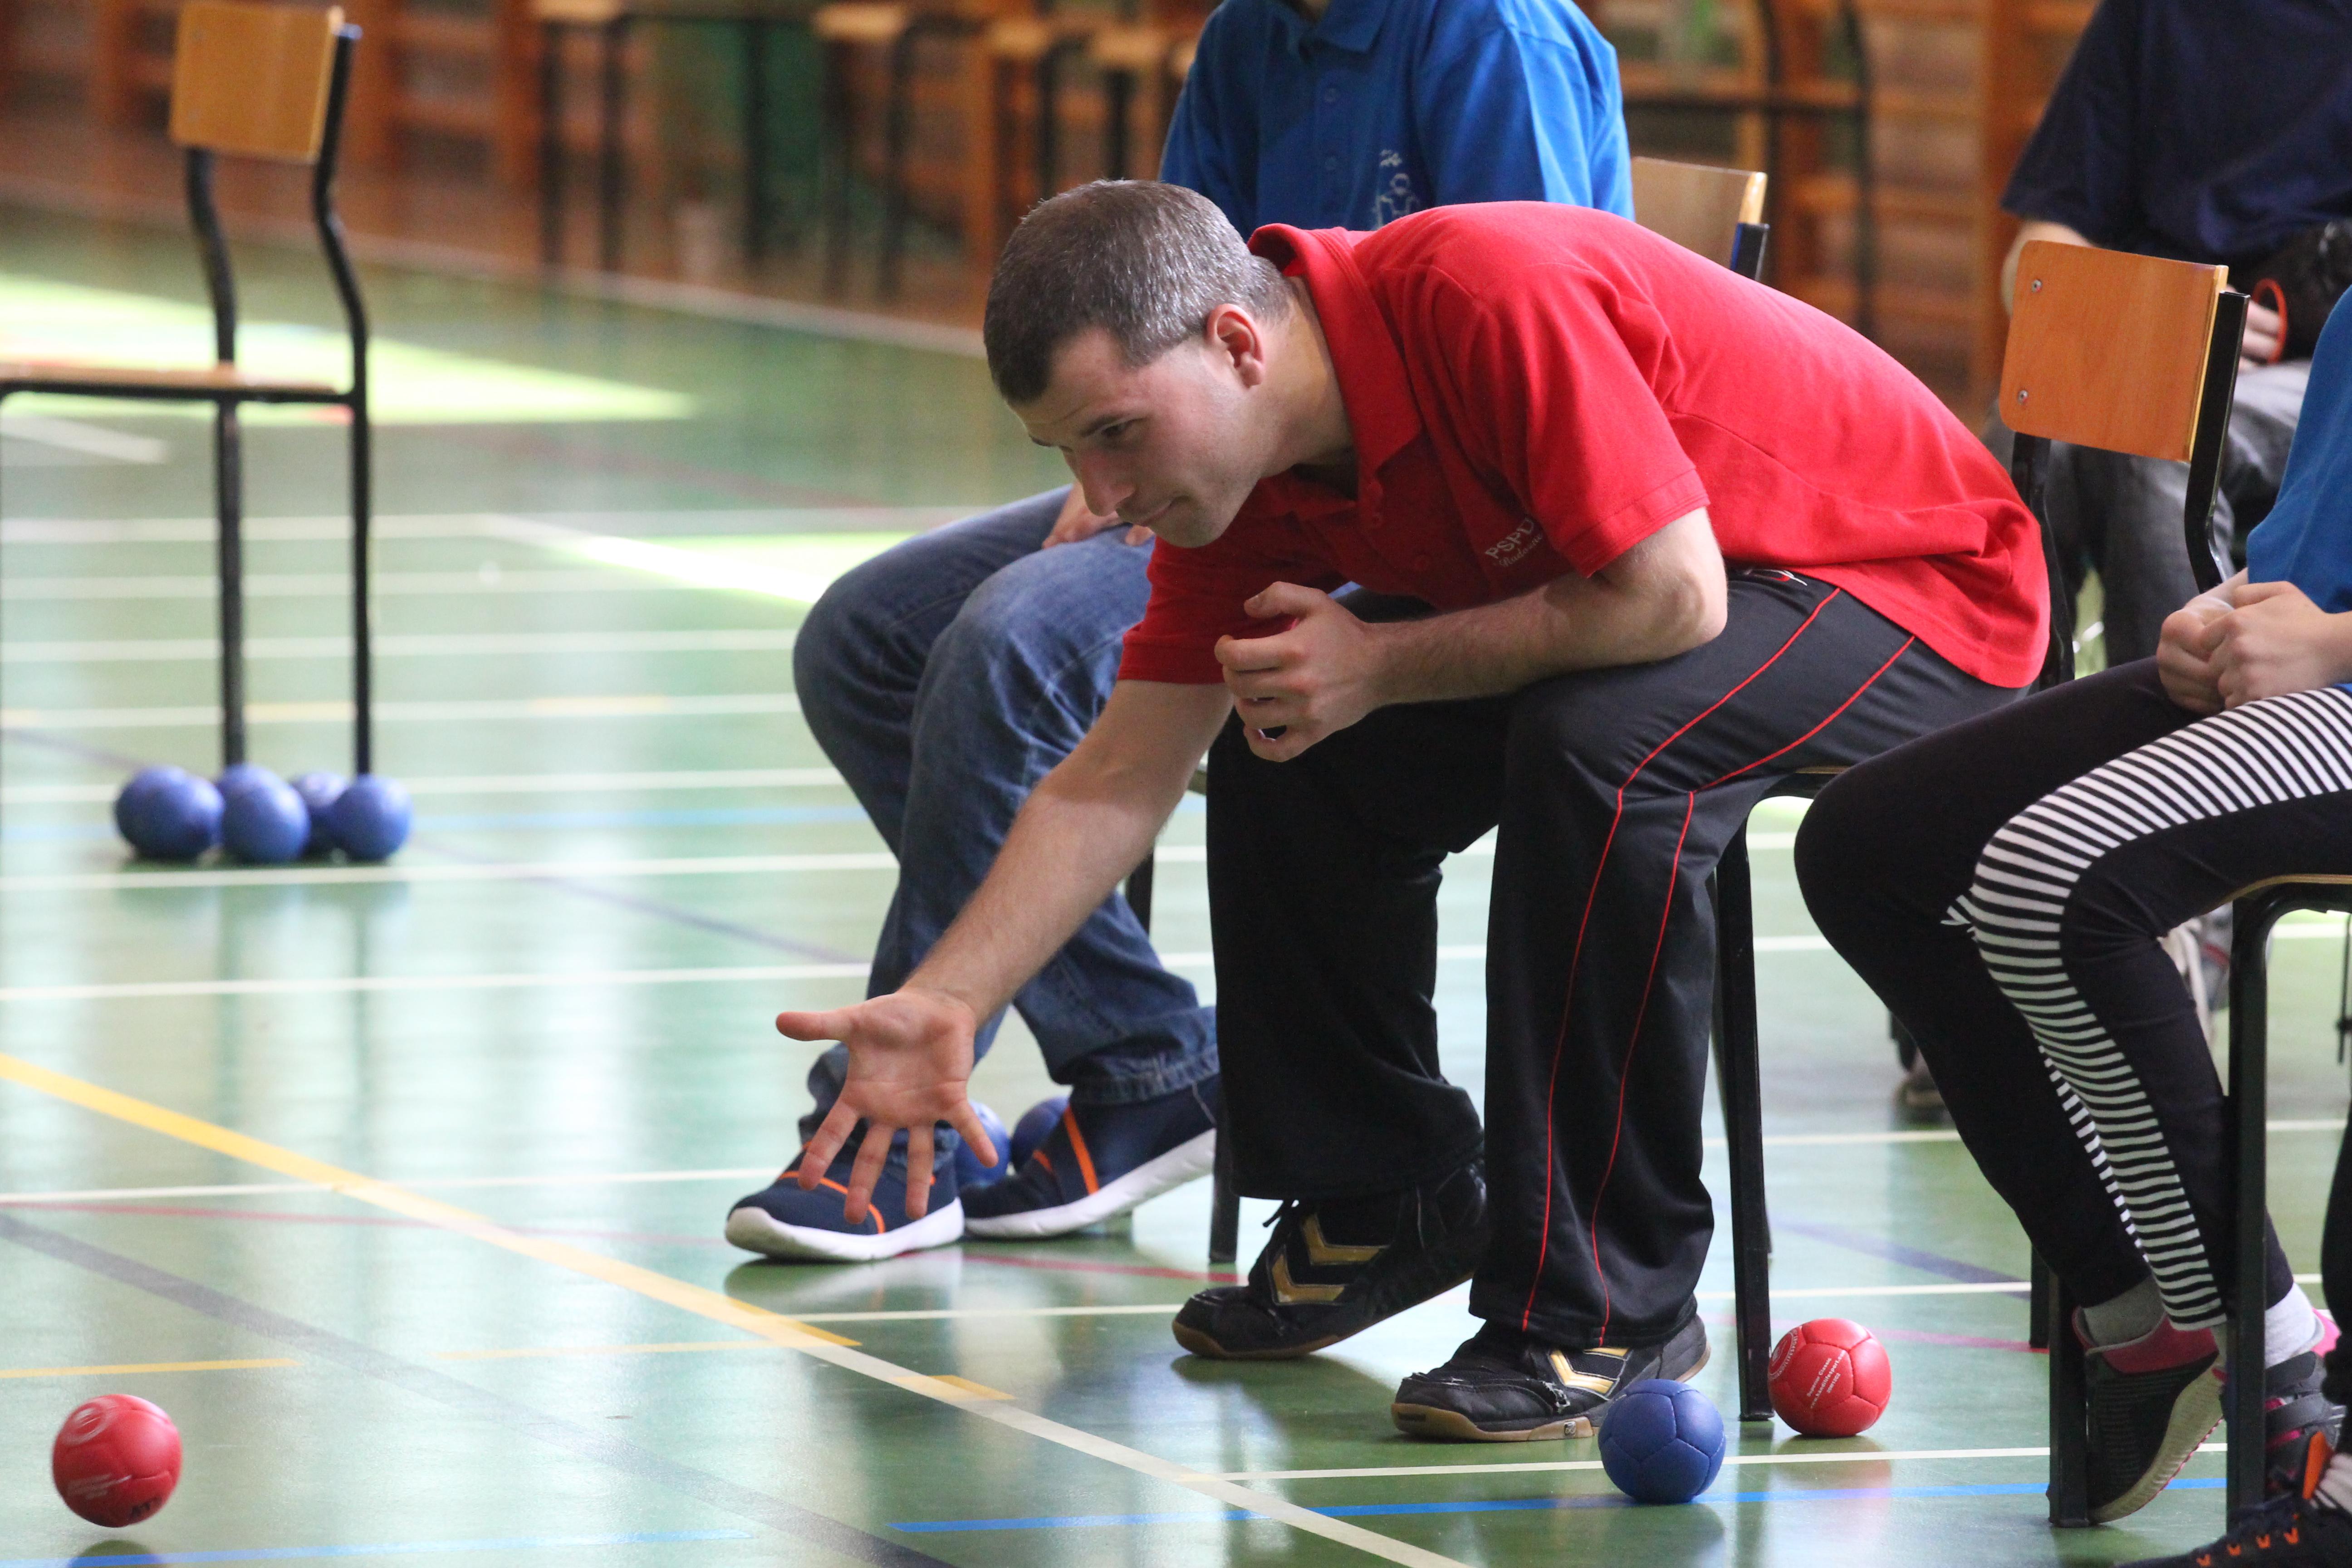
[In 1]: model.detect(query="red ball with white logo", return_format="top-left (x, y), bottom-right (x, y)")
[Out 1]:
top-left (52, 1394), bottom-right (182, 1527)
top-left (1768, 1318), bottom-right (1892, 1437)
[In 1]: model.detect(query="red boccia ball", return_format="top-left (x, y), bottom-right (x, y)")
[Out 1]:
top-left (52, 1394), bottom-right (181, 1528)
top-left (1768, 1318), bottom-right (1892, 1437)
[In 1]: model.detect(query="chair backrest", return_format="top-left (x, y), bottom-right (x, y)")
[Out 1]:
top-left (1632, 157), bottom-right (1767, 271)
top-left (170, 1), bottom-right (343, 165)
top-left (2001, 239), bottom-right (2248, 598)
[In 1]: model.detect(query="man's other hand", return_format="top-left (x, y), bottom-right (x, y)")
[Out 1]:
top-left (1042, 484), bottom-right (1153, 548)
top-left (2242, 299), bottom-right (2285, 369)
top-left (1214, 583), bottom-right (1383, 760)
top-left (775, 990), bottom-right (998, 1222)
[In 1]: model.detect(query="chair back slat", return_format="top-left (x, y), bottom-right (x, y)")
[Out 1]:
top-left (1632, 157), bottom-right (1767, 270)
top-left (170, 2), bottom-right (344, 164)
top-left (2001, 240), bottom-right (2225, 463)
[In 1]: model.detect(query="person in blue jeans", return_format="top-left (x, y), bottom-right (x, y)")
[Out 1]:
top-left (725, 0), bottom-right (1634, 1261)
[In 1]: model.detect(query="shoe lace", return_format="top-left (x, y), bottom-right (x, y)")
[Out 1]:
top-left (2193, 1494), bottom-right (2312, 1563)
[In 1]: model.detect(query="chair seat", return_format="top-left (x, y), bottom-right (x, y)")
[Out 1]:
top-left (1087, 23), bottom-right (1172, 72)
top-left (2230, 872), bottom-right (2352, 902)
top-left (813, 2), bottom-right (909, 44)
top-left (0, 360), bottom-right (341, 398)
top-left (985, 13), bottom-right (1099, 60)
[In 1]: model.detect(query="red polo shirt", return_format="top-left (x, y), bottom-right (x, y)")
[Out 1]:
top-left (1116, 203), bottom-right (2047, 688)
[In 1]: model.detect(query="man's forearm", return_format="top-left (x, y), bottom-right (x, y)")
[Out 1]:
top-left (901, 682), bottom-right (1229, 1021)
top-left (1369, 510), bottom-right (1726, 706)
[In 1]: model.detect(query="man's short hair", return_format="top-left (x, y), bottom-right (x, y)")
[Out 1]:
top-left (985, 180), bottom-right (1292, 405)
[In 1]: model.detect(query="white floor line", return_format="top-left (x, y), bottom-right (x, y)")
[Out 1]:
top-left (0, 570), bottom-right (671, 600)
top-left (1215, 1442), bottom-right (2226, 1483)
top-left (0, 629), bottom-right (800, 664)
top-left (1694, 1282), bottom-right (2029, 1299)
top-left (3, 767), bottom-right (848, 805)
top-left (0, 962), bottom-right (868, 1003)
top-left (0, 509), bottom-right (974, 545)
top-left (0, 850), bottom-right (896, 894)
top-left (0, 1169), bottom-right (782, 1203)
top-left (0, 692), bottom-right (800, 730)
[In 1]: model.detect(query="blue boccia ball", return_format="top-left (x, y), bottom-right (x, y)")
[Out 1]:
top-left (289, 772), bottom-right (348, 855)
top-left (215, 760), bottom-right (277, 801)
top-left (1011, 1095), bottom-right (1070, 1169)
top-left (955, 1101), bottom-right (1011, 1188)
top-left (220, 772), bottom-right (309, 864)
top-left (1598, 1379), bottom-right (1726, 1505)
top-left (328, 774), bottom-right (412, 861)
top-left (114, 765), bottom-right (223, 861)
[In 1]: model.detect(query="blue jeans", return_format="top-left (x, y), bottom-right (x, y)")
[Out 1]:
top-left (794, 488), bottom-right (1218, 1114)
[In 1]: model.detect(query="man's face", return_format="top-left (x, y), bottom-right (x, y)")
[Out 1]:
top-left (1013, 322), bottom-right (1273, 549)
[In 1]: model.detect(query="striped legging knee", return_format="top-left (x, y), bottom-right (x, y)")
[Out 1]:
top-left (1953, 685), bottom-right (2352, 1329)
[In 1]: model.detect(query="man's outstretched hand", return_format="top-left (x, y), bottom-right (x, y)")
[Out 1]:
top-left (775, 989), bottom-right (999, 1223)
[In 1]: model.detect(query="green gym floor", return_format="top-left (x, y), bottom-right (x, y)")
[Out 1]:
top-left (3, 202), bottom-right (2350, 1568)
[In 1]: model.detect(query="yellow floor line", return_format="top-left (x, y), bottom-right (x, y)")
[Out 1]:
top-left (0, 1050), bottom-right (1470, 1568)
top-left (0, 1357), bottom-right (296, 1378)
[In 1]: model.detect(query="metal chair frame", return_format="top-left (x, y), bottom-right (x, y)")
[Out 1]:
top-left (0, 15), bottom-right (377, 779)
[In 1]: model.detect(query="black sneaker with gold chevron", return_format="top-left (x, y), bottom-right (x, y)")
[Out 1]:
top-left (1170, 1161), bottom-right (1487, 1361)
top-left (1391, 1312), bottom-right (1711, 1441)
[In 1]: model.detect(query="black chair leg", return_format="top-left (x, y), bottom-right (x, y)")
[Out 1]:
top-left (2228, 895), bottom-right (2277, 1513)
top-left (820, 39), bottom-right (853, 293)
top-left (2047, 1262), bottom-right (2092, 1525)
top-left (2028, 1249), bottom-right (2051, 1350)
top-left (878, 27), bottom-right (917, 298)
top-left (1209, 1079), bottom-right (1240, 1265)
top-left (1715, 824), bottom-right (1775, 1421)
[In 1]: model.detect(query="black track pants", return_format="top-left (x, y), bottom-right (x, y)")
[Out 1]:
top-left (1207, 571), bottom-right (2019, 1348)
top-left (1796, 660), bottom-right (2352, 1326)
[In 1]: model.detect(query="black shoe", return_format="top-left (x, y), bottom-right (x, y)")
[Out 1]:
top-left (2118, 1491), bottom-right (2352, 1568)
top-left (2081, 1314), bottom-right (2223, 1523)
top-left (2268, 1341), bottom-right (2347, 1502)
top-left (1170, 1161), bottom-right (1486, 1360)
top-left (1391, 1313), bottom-right (1711, 1441)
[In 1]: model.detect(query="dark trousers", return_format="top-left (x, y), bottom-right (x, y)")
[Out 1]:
top-left (1797, 660), bottom-right (2341, 1326)
top-left (1207, 571), bottom-right (2020, 1347)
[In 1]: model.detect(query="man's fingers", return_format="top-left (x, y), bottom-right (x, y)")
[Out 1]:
top-left (776, 1008), bottom-right (851, 1043)
top-left (903, 1126), bottom-right (936, 1220)
top-left (843, 1121), bottom-right (895, 1223)
top-left (1245, 581), bottom-right (1327, 619)
top-left (949, 1103), bottom-right (998, 1169)
top-left (1214, 632), bottom-right (1291, 672)
top-left (798, 1101), bottom-right (860, 1190)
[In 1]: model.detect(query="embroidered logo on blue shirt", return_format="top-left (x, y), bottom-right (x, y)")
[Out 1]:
top-left (1374, 150), bottom-right (1424, 228)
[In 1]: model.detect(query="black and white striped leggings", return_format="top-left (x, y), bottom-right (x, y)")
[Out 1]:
top-left (1799, 660), bottom-right (2352, 1328)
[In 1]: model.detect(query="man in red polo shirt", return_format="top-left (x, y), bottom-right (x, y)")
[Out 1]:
top-left (776, 180), bottom-right (2046, 1438)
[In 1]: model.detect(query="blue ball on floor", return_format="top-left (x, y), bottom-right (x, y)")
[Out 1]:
top-left (1598, 1379), bottom-right (1725, 1505)
top-left (1011, 1096), bottom-right (1069, 1169)
top-left (215, 761), bottom-right (277, 801)
top-left (114, 766), bottom-right (223, 861)
top-left (289, 772), bottom-right (348, 855)
top-left (955, 1101), bottom-right (1010, 1188)
top-left (220, 770), bottom-right (309, 865)
top-left (328, 774), bottom-right (412, 861)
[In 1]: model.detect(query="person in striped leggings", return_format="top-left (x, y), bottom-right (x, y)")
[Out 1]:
top-left (1797, 302), bottom-right (2352, 1553)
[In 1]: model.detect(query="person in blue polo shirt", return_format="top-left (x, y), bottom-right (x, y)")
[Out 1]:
top-left (724, 0), bottom-right (1632, 1262)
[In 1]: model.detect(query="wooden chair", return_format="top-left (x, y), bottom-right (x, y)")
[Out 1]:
top-left (0, 1), bottom-right (381, 780)
top-left (1083, 12), bottom-right (1194, 181)
top-left (2003, 239), bottom-right (2273, 1521)
top-left (813, 0), bottom-right (984, 295)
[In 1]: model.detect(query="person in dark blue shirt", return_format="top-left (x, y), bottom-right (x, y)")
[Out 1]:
top-left (1991, 0), bottom-right (2352, 671)
top-left (724, 0), bottom-right (1630, 1267)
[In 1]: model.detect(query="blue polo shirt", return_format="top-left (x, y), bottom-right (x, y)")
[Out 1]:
top-left (2001, 0), bottom-right (2352, 265)
top-left (1160, 0), bottom-right (1632, 236)
top-left (2248, 302), bottom-right (2352, 610)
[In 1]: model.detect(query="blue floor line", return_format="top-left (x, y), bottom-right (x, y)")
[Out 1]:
top-left (892, 1477), bottom-right (2227, 1532)
top-left (0, 1530), bottom-right (752, 1568)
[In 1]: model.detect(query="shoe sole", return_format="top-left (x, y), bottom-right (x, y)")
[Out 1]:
top-left (965, 1129), bottom-right (1216, 1240)
top-left (724, 1198), bottom-right (965, 1263)
top-left (1390, 1334), bottom-right (1711, 1442)
top-left (2089, 1367), bottom-right (2222, 1524)
top-left (1171, 1264), bottom-right (1479, 1362)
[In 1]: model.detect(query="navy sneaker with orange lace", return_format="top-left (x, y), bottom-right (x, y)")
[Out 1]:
top-left (724, 1132), bottom-right (961, 1264)
top-left (2119, 1437), bottom-right (2352, 1567)
top-left (963, 1077), bottom-right (1217, 1239)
